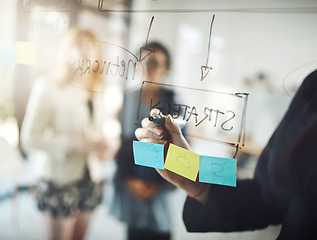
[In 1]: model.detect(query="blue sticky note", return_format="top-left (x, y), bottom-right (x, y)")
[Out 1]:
top-left (0, 42), bottom-right (16, 68)
top-left (199, 155), bottom-right (237, 187)
top-left (133, 141), bottom-right (165, 169)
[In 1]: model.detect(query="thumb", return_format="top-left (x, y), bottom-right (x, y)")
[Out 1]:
top-left (164, 115), bottom-right (190, 149)
top-left (150, 108), bottom-right (161, 116)
top-left (165, 114), bottom-right (181, 135)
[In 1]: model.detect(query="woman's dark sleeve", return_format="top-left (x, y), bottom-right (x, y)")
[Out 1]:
top-left (183, 179), bottom-right (282, 232)
top-left (183, 69), bottom-right (317, 233)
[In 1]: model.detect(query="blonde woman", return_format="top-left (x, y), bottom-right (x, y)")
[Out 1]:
top-left (21, 28), bottom-right (121, 240)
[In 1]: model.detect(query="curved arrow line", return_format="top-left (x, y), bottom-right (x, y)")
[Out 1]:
top-left (145, 16), bottom-right (155, 49)
top-left (98, 0), bottom-right (103, 10)
top-left (138, 16), bottom-right (155, 61)
top-left (205, 14), bottom-right (215, 66)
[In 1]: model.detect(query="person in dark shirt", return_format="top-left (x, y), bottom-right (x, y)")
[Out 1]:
top-left (135, 69), bottom-right (317, 239)
top-left (110, 42), bottom-right (179, 240)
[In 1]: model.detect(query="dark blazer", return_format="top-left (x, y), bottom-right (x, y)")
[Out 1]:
top-left (183, 69), bottom-right (317, 239)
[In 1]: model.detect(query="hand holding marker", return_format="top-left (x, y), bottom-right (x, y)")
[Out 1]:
top-left (148, 114), bottom-right (186, 129)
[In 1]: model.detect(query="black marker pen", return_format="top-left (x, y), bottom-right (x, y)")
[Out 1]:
top-left (148, 114), bottom-right (186, 129)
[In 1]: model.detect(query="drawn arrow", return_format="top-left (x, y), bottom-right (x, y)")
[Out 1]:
top-left (98, 0), bottom-right (103, 11)
top-left (201, 14), bottom-right (215, 81)
top-left (138, 16), bottom-right (155, 62)
top-left (200, 66), bottom-right (212, 81)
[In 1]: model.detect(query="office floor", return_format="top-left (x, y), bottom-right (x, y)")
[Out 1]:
top-left (0, 189), bottom-right (280, 240)
top-left (0, 158), bottom-right (281, 240)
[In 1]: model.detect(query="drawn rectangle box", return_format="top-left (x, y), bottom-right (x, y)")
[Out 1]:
top-left (136, 81), bottom-right (248, 150)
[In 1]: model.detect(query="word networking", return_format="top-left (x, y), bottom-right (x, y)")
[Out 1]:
top-left (68, 56), bottom-right (138, 81)
top-left (29, 17), bottom-right (65, 32)
top-left (64, 41), bottom-right (145, 91)
top-left (133, 141), bottom-right (237, 187)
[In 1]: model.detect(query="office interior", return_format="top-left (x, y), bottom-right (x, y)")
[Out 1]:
top-left (0, 0), bottom-right (317, 239)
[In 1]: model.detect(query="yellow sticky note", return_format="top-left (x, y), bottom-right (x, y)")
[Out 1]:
top-left (16, 41), bottom-right (37, 66)
top-left (164, 144), bottom-right (199, 181)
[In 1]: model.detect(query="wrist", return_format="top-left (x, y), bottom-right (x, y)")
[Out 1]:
top-left (187, 183), bottom-right (210, 203)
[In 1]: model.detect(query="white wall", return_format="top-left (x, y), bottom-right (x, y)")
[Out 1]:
top-left (128, 0), bottom-right (317, 154)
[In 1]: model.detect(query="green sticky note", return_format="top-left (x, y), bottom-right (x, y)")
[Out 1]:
top-left (199, 155), bottom-right (237, 187)
top-left (133, 141), bottom-right (165, 169)
top-left (164, 144), bottom-right (199, 181)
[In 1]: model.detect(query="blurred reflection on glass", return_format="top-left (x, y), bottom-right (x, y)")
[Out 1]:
top-left (110, 42), bottom-right (178, 240)
top-left (20, 28), bottom-right (121, 240)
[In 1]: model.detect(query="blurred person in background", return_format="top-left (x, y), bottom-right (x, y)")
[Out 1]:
top-left (109, 42), bottom-right (179, 240)
top-left (20, 28), bottom-right (121, 240)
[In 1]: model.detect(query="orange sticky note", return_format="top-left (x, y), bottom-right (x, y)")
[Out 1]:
top-left (164, 144), bottom-right (199, 181)
top-left (16, 41), bottom-right (37, 66)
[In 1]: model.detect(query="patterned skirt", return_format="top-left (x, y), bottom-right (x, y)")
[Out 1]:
top-left (34, 171), bottom-right (104, 219)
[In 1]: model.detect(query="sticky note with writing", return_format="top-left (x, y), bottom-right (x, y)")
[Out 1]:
top-left (199, 155), bottom-right (237, 187)
top-left (164, 143), bottom-right (199, 181)
top-left (16, 41), bottom-right (37, 66)
top-left (133, 141), bottom-right (165, 169)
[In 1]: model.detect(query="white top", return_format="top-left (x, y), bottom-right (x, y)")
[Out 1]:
top-left (21, 76), bottom-right (120, 185)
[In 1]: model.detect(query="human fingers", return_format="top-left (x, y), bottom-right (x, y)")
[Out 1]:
top-left (136, 116), bottom-right (166, 140)
top-left (135, 127), bottom-right (167, 144)
top-left (164, 115), bottom-right (191, 150)
top-left (150, 108), bottom-right (161, 116)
